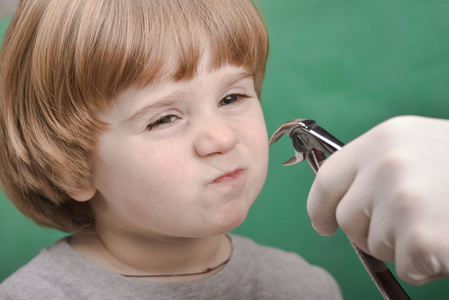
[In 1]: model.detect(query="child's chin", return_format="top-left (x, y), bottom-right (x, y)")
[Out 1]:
top-left (214, 203), bottom-right (251, 233)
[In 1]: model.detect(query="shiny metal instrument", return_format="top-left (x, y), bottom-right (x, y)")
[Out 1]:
top-left (270, 119), bottom-right (411, 300)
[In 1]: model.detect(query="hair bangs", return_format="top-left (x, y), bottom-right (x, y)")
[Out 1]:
top-left (86, 0), bottom-right (269, 98)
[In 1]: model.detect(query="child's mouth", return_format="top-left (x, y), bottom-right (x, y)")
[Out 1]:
top-left (211, 169), bottom-right (245, 184)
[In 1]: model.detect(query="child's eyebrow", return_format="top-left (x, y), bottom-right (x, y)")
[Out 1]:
top-left (221, 71), bottom-right (253, 88)
top-left (121, 91), bottom-right (185, 126)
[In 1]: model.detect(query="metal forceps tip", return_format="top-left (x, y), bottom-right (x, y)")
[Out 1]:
top-left (269, 119), bottom-right (344, 173)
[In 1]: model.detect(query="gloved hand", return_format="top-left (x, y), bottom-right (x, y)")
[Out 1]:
top-left (307, 115), bottom-right (449, 285)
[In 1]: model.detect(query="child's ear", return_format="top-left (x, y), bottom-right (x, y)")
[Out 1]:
top-left (69, 186), bottom-right (97, 202)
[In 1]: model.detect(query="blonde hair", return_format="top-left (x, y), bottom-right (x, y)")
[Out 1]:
top-left (0, 0), bottom-right (268, 232)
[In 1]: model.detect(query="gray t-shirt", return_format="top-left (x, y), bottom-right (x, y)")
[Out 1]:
top-left (0, 234), bottom-right (342, 299)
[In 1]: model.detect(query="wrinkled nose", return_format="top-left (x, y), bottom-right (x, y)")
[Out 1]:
top-left (193, 117), bottom-right (240, 157)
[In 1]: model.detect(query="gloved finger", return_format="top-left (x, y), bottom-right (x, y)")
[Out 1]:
top-left (365, 208), bottom-right (396, 262)
top-left (334, 168), bottom-right (402, 262)
top-left (334, 181), bottom-right (372, 254)
top-left (307, 149), bottom-right (357, 236)
top-left (395, 230), bottom-right (449, 285)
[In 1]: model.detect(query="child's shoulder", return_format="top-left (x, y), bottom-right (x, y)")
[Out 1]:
top-left (232, 234), bottom-right (313, 263)
top-left (229, 234), bottom-right (342, 300)
top-left (231, 233), bottom-right (316, 270)
top-left (0, 238), bottom-right (72, 299)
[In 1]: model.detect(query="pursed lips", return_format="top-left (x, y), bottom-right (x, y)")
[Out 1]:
top-left (210, 169), bottom-right (246, 185)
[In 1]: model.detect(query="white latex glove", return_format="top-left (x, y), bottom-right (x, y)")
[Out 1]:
top-left (307, 115), bottom-right (449, 285)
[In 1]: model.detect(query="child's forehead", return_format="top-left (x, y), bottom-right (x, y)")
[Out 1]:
top-left (118, 63), bottom-right (252, 104)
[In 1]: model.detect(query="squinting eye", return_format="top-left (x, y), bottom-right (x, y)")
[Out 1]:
top-left (218, 93), bottom-right (248, 107)
top-left (147, 115), bottom-right (178, 130)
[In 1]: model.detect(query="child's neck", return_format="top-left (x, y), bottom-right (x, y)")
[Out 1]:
top-left (69, 231), bottom-right (232, 283)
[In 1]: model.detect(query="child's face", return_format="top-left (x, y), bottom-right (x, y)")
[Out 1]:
top-left (87, 61), bottom-right (269, 240)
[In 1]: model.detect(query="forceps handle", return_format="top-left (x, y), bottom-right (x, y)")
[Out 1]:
top-left (351, 241), bottom-right (411, 300)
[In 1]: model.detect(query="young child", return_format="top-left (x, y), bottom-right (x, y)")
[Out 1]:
top-left (0, 0), bottom-right (341, 299)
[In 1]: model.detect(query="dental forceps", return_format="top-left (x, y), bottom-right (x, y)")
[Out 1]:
top-left (269, 119), bottom-right (410, 300)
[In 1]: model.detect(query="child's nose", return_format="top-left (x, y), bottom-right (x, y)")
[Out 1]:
top-left (193, 117), bottom-right (240, 157)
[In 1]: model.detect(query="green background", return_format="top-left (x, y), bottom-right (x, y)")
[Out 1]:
top-left (1, 1), bottom-right (449, 299)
